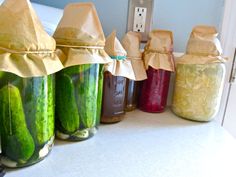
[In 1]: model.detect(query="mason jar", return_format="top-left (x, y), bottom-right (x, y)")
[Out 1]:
top-left (172, 63), bottom-right (225, 121)
top-left (0, 72), bottom-right (55, 168)
top-left (139, 67), bottom-right (171, 113)
top-left (55, 64), bottom-right (102, 141)
top-left (101, 71), bottom-right (127, 123)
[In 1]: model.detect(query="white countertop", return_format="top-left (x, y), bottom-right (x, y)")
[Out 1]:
top-left (5, 109), bottom-right (236, 177)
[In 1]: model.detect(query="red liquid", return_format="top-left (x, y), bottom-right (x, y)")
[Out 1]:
top-left (139, 67), bottom-right (171, 113)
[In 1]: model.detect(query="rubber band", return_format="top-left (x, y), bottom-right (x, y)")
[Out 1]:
top-left (110, 56), bottom-right (126, 60)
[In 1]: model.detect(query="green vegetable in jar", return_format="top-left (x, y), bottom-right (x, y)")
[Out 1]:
top-left (96, 64), bottom-right (104, 126)
top-left (0, 84), bottom-right (35, 163)
top-left (56, 74), bottom-right (80, 134)
top-left (76, 64), bottom-right (99, 128)
top-left (55, 64), bottom-right (101, 140)
top-left (24, 75), bottom-right (55, 146)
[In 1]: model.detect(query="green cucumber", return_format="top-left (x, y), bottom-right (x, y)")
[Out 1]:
top-left (0, 72), bottom-right (22, 89)
top-left (55, 73), bottom-right (80, 133)
top-left (24, 76), bottom-right (55, 145)
top-left (96, 64), bottom-right (104, 126)
top-left (0, 84), bottom-right (35, 163)
top-left (76, 64), bottom-right (99, 128)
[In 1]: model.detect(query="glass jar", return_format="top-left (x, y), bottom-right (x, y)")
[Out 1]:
top-left (101, 71), bottom-right (127, 123)
top-left (125, 79), bottom-right (140, 111)
top-left (0, 72), bottom-right (55, 168)
top-left (139, 67), bottom-right (171, 113)
top-left (172, 63), bottom-right (225, 121)
top-left (55, 64), bottom-right (101, 141)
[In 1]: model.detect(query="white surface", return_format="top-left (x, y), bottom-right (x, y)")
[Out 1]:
top-left (5, 109), bottom-right (236, 177)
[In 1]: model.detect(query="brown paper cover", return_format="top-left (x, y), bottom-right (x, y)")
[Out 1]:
top-left (122, 31), bottom-right (147, 81)
top-left (144, 30), bottom-right (175, 72)
top-left (0, 0), bottom-right (63, 77)
top-left (104, 31), bottom-right (136, 80)
top-left (186, 25), bottom-right (222, 56)
top-left (53, 3), bottom-right (111, 67)
top-left (178, 26), bottom-right (226, 65)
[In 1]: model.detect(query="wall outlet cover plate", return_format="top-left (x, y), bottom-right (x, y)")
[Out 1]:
top-left (127, 0), bottom-right (154, 43)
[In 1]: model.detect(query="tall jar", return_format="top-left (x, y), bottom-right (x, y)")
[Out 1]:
top-left (172, 25), bottom-right (227, 122)
top-left (139, 30), bottom-right (175, 113)
top-left (101, 31), bottom-right (136, 123)
top-left (101, 71), bottom-right (127, 123)
top-left (0, 72), bottom-right (55, 168)
top-left (139, 67), bottom-right (171, 112)
top-left (172, 63), bottom-right (225, 121)
top-left (53, 3), bottom-right (112, 140)
top-left (56, 64), bottom-right (102, 141)
top-left (122, 32), bottom-right (147, 112)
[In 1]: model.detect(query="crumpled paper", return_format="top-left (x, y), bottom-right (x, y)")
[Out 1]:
top-left (53, 2), bottom-right (112, 67)
top-left (0, 0), bottom-right (63, 77)
top-left (143, 30), bottom-right (175, 72)
top-left (177, 25), bottom-right (227, 64)
top-left (104, 31), bottom-right (136, 80)
top-left (122, 31), bottom-right (147, 81)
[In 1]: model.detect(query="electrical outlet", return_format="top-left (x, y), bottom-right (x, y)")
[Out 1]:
top-left (133, 7), bottom-right (147, 32)
top-left (127, 0), bottom-right (154, 43)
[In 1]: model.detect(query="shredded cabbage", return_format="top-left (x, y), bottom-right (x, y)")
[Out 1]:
top-left (172, 63), bottom-right (225, 121)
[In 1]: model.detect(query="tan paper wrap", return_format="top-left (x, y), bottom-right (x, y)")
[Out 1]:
top-left (143, 30), bottom-right (175, 72)
top-left (122, 31), bottom-right (147, 81)
top-left (0, 0), bottom-right (63, 78)
top-left (53, 3), bottom-right (111, 67)
top-left (104, 31), bottom-right (136, 80)
top-left (177, 25), bottom-right (226, 64)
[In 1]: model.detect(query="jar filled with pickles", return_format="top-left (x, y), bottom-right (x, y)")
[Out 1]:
top-left (0, 0), bottom-right (63, 167)
top-left (53, 3), bottom-right (111, 141)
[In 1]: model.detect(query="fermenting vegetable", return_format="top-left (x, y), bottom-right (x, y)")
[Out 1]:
top-left (172, 63), bottom-right (225, 121)
top-left (0, 72), bottom-right (55, 167)
top-left (56, 64), bottom-right (101, 141)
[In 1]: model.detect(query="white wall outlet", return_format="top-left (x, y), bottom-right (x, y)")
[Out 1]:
top-left (133, 7), bottom-right (147, 33)
top-left (127, 0), bottom-right (154, 43)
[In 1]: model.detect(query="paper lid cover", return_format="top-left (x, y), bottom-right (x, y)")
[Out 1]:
top-left (186, 25), bottom-right (222, 56)
top-left (0, 0), bottom-right (63, 77)
top-left (122, 31), bottom-right (142, 59)
top-left (145, 30), bottom-right (173, 53)
top-left (105, 31), bottom-right (127, 57)
top-left (144, 30), bottom-right (175, 72)
top-left (53, 3), bottom-right (105, 47)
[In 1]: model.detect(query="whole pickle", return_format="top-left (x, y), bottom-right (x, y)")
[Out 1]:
top-left (0, 85), bottom-right (35, 163)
